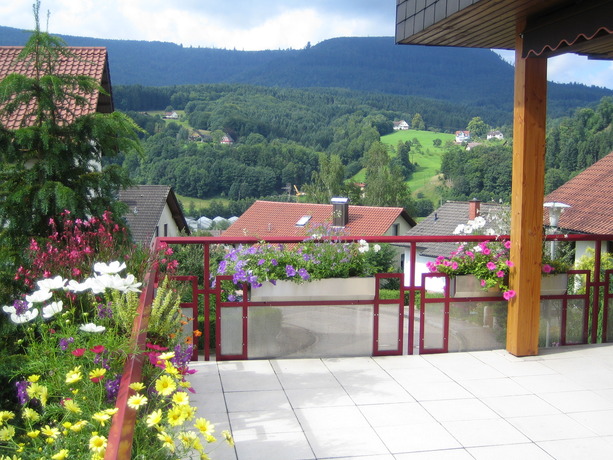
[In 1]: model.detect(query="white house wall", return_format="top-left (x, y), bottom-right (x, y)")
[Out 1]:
top-left (403, 250), bottom-right (446, 293)
top-left (156, 204), bottom-right (181, 241)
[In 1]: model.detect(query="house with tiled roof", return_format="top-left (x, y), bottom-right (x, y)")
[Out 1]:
top-left (544, 150), bottom-right (613, 259)
top-left (405, 199), bottom-right (508, 291)
top-left (118, 185), bottom-right (190, 246)
top-left (223, 199), bottom-right (416, 239)
top-left (0, 46), bottom-right (113, 129)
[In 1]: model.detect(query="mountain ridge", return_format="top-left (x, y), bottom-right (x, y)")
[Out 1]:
top-left (1, 25), bottom-right (611, 120)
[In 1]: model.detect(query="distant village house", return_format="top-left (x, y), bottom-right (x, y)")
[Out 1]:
top-left (393, 120), bottom-right (409, 130)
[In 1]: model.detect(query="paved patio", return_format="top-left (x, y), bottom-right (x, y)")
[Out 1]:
top-left (188, 344), bottom-right (613, 460)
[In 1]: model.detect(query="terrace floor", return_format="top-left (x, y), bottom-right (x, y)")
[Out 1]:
top-left (187, 344), bottom-right (613, 460)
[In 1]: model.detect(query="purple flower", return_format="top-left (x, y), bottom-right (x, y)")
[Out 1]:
top-left (16, 380), bottom-right (30, 405)
top-left (105, 375), bottom-right (122, 403)
top-left (285, 265), bottom-right (296, 277)
top-left (257, 259), bottom-right (266, 266)
top-left (271, 259), bottom-right (278, 266)
top-left (217, 260), bottom-right (227, 274)
top-left (14, 299), bottom-right (29, 316)
top-left (298, 268), bottom-right (310, 281)
top-left (59, 336), bottom-right (74, 351)
top-left (228, 294), bottom-right (236, 302)
top-left (96, 302), bottom-right (113, 319)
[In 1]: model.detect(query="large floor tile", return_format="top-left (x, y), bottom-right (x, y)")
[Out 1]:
top-left (467, 442), bottom-right (554, 460)
top-left (537, 437), bottom-right (613, 460)
top-left (359, 402), bottom-right (437, 427)
top-left (568, 409), bottom-right (613, 436)
top-left (538, 390), bottom-right (613, 413)
top-left (507, 413), bottom-right (598, 441)
top-left (374, 422), bottom-right (461, 453)
top-left (481, 394), bottom-right (560, 418)
top-left (304, 427), bottom-right (389, 458)
top-left (286, 386), bottom-right (354, 409)
top-left (400, 379), bottom-right (474, 401)
top-left (458, 377), bottom-right (531, 398)
top-left (421, 397), bottom-right (500, 421)
top-left (394, 449), bottom-right (474, 460)
top-left (342, 380), bottom-right (415, 405)
top-left (295, 405), bottom-right (370, 431)
top-left (233, 430), bottom-right (315, 460)
top-left (229, 407), bottom-right (303, 434)
top-left (511, 373), bottom-right (587, 394)
top-left (441, 418), bottom-right (530, 447)
top-left (224, 389), bottom-right (290, 412)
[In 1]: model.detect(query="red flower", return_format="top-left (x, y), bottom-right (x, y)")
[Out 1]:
top-left (71, 348), bottom-right (86, 357)
top-left (145, 343), bottom-right (168, 351)
top-left (90, 345), bottom-right (106, 354)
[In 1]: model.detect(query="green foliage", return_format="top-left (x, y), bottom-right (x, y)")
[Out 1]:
top-left (0, 13), bottom-right (142, 288)
top-left (466, 116), bottom-right (490, 138)
top-left (147, 278), bottom-right (183, 343)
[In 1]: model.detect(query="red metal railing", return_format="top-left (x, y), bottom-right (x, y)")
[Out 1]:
top-left (156, 233), bottom-right (613, 360)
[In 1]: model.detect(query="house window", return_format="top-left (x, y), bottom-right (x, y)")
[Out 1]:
top-left (164, 223), bottom-right (168, 237)
top-left (392, 224), bottom-right (399, 236)
top-left (155, 226), bottom-right (159, 237)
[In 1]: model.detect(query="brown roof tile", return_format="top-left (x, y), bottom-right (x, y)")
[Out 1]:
top-left (118, 185), bottom-right (189, 246)
top-left (0, 46), bottom-right (113, 129)
top-left (408, 201), bottom-right (508, 257)
top-left (223, 201), bottom-right (415, 238)
top-left (544, 150), bottom-right (613, 234)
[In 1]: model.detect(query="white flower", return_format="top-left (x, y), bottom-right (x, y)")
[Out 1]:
top-left (2, 305), bottom-right (16, 314)
top-left (93, 261), bottom-right (127, 275)
top-left (114, 274), bottom-right (142, 293)
top-left (42, 301), bottom-right (63, 319)
top-left (79, 323), bottom-right (106, 333)
top-left (357, 239), bottom-right (369, 253)
top-left (473, 216), bottom-right (486, 228)
top-left (453, 224), bottom-right (466, 235)
top-left (66, 279), bottom-right (92, 293)
top-left (25, 289), bottom-right (52, 304)
top-left (373, 244), bottom-right (381, 253)
top-left (11, 308), bottom-right (39, 324)
top-left (36, 276), bottom-right (67, 291)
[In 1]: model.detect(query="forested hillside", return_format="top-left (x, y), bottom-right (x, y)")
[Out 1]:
top-left (1, 26), bottom-right (611, 121)
top-left (439, 97), bottom-right (613, 202)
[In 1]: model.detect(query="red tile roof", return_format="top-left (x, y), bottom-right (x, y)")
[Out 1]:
top-left (0, 46), bottom-right (113, 129)
top-left (223, 201), bottom-right (415, 238)
top-left (544, 151), bottom-right (613, 234)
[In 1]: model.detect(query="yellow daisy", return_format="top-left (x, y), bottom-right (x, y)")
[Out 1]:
top-left (91, 412), bottom-right (111, 426)
top-left (0, 411), bottom-right (15, 425)
top-left (146, 409), bottom-right (163, 427)
top-left (158, 352), bottom-right (175, 361)
top-left (155, 375), bottom-right (176, 396)
top-left (127, 394), bottom-right (148, 410)
top-left (22, 407), bottom-right (40, 422)
top-left (65, 366), bottom-right (82, 385)
top-left (167, 406), bottom-right (186, 427)
top-left (0, 425), bottom-right (15, 442)
top-left (129, 382), bottom-right (145, 391)
top-left (88, 368), bottom-right (107, 382)
top-left (41, 425), bottom-right (60, 439)
top-left (69, 420), bottom-right (88, 432)
top-left (222, 430), bottom-right (235, 446)
top-left (51, 449), bottom-right (69, 460)
top-left (164, 361), bottom-right (180, 376)
top-left (26, 430), bottom-right (40, 438)
top-left (63, 399), bottom-right (82, 414)
top-left (89, 434), bottom-right (107, 454)
top-left (171, 391), bottom-right (189, 406)
top-left (157, 431), bottom-right (175, 452)
top-left (194, 417), bottom-right (214, 436)
top-left (27, 374), bottom-right (41, 383)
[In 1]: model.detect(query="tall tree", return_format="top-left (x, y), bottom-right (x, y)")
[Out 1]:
top-left (303, 153), bottom-right (345, 204)
top-left (0, 2), bottom-right (142, 276)
top-left (466, 116), bottom-right (490, 138)
top-left (411, 113), bottom-right (425, 130)
top-left (363, 142), bottom-right (413, 210)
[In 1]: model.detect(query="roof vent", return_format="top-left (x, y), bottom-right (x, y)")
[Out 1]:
top-left (331, 197), bottom-right (349, 227)
top-left (295, 215), bottom-right (311, 227)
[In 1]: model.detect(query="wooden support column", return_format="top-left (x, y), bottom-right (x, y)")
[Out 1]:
top-left (506, 29), bottom-right (548, 356)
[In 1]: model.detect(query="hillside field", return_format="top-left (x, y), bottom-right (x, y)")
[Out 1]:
top-left (353, 129), bottom-right (455, 201)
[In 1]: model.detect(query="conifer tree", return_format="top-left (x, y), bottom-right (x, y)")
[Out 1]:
top-left (0, 2), bottom-right (142, 289)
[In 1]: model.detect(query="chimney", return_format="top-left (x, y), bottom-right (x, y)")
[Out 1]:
top-left (469, 198), bottom-right (481, 220)
top-left (331, 197), bottom-right (349, 227)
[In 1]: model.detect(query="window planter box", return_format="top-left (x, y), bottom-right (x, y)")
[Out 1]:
top-left (450, 274), bottom-right (502, 298)
top-left (250, 277), bottom-right (376, 302)
top-left (540, 273), bottom-right (568, 296)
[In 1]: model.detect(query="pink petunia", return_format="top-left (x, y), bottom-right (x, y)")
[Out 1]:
top-left (71, 348), bottom-right (86, 357)
top-left (496, 270), bottom-right (505, 278)
top-left (90, 345), bottom-right (106, 354)
top-left (486, 261), bottom-right (496, 270)
top-left (504, 240), bottom-right (511, 249)
top-left (503, 290), bottom-right (516, 300)
top-left (542, 264), bottom-right (553, 274)
top-left (505, 260), bottom-right (514, 267)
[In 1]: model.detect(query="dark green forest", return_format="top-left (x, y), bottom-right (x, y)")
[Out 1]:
top-left (439, 97), bottom-right (613, 202)
top-left (1, 27), bottom-right (611, 122)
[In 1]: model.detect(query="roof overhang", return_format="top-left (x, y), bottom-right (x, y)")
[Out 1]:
top-left (396, 0), bottom-right (613, 60)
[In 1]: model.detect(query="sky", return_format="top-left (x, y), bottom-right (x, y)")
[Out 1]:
top-left (2, 0), bottom-right (612, 90)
